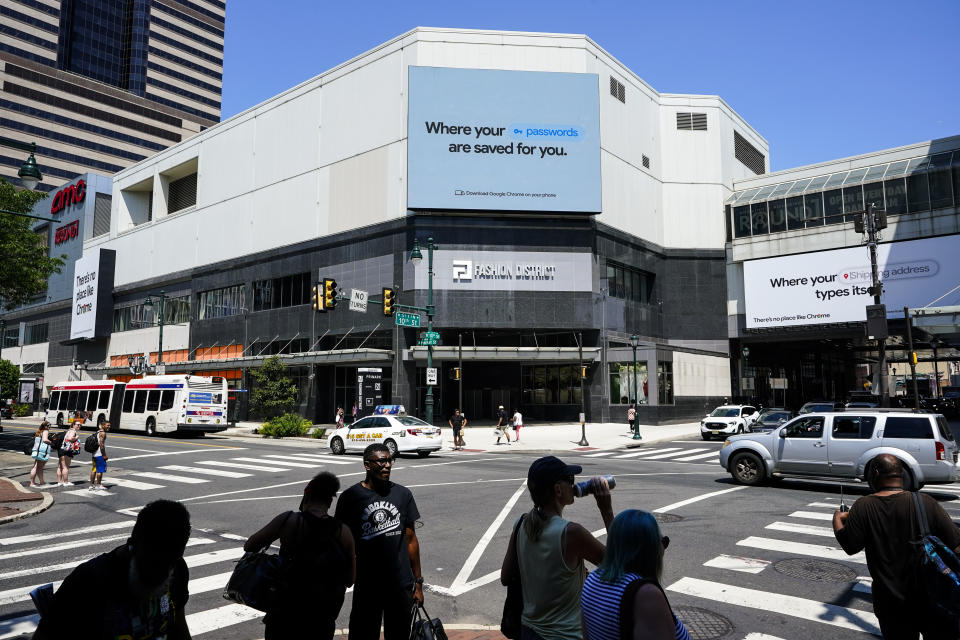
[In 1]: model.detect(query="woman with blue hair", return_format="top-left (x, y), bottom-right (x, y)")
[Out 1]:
top-left (581, 509), bottom-right (689, 640)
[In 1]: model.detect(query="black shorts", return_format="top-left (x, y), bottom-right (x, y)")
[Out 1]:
top-left (59, 447), bottom-right (76, 457)
top-left (451, 425), bottom-right (462, 436)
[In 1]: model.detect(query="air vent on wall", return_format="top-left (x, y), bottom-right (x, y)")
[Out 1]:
top-left (734, 131), bottom-right (766, 175)
top-left (642, 155), bottom-right (650, 169)
top-left (677, 112), bottom-right (707, 131)
top-left (609, 76), bottom-right (625, 103)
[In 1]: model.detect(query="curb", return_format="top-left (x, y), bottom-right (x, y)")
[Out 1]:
top-left (0, 477), bottom-right (54, 525)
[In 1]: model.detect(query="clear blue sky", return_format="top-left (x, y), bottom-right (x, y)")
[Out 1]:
top-left (221, 0), bottom-right (959, 172)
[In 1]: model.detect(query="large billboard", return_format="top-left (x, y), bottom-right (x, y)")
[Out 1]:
top-left (412, 250), bottom-right (593, 292)
top-left (407, 67), bottom-right (601, 213)
top-left (70, 248), bottom-right (115, 340)
top-left (743, 234), bottom-right (960, 328)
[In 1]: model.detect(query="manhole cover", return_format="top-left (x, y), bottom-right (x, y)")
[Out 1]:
top-left (653, 512), bottom-right (683, 523)
top-left (673, 606), bottom-right (734, 640)
top-left (773, 558), bottom-right (857, 583)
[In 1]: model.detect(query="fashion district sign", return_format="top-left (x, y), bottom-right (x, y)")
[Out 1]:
top-left (415, 251), bottom-right (592, 292)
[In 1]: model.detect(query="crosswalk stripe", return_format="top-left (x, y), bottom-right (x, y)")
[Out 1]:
top-left (644, 448), bottom-right (709, 460)
top-left (788, 510), bottom-right (833, 521)
top-left (185, 547), bottom-right (245, 568)
top-left (187, 571), bottom-right (233, 595)
top-left (159, 465), bottom-right (252, 478)
top-left (666, 577), bottom-right (879, 634)
top-left (703, 554), bottom-right (770, 574)
top-left (853, 577), bottom-right (873, 594)
top-left (0, 613), bottom-right (38, 639)
top-left (583, 451), bottom-right (615, 457)
top-left (614, 447), bottom-right (681, 459)
top-left (807, 502), bottom-right (843, 509)
top-left (672, 451), bottom-right (720, 462)
top-left (0, 534), bottom-right (128, 561)
top-left (736, 536), bottom-right (865, 563)
top-left (263, 454), bottom-right (354, 465)
top-left (0, 555), bottom-right (98, 581)
top-left (104, 477), bottom-right (165, 490)
top-left (766, 521), bottom-right (836, 538)
top-left (197, 460), bottom-right (290, 472)
top-left (131, 471), bottom-right (210, 484)
top-left (0, 520), bottom-right (133, 546)
top-left (742, 633), bottom-right (788, 640)
top-left (230, 457), bottom-right (319, 468)
top-left (186, 603), bottom-right (264, 635)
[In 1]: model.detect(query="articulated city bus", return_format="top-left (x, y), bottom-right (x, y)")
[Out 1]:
top-left (46, 374), bottom-right (228, 435)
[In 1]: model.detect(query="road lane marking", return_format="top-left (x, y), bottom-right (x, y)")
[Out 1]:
top-left (766, 521), bottom-right (836, 538)
top-left (185, 547), bottom-right (245, 567)
top-left (104, 445), bottom-right (162, 453)
top-left (261, 454), bottom-right (354, 465)
top-left (736, 536), bottom-right (865, 563)
top-left (653, 486), bottom-right (747, 513)
top-left (0, 555), bottom-right (98, 580)
top-left (644, 448), bottom-right (709, 460)
top-left (108, 447), bottom-right (245, 463)
top-left (230, 457), bottom-right (320, 468)
top-left (0, 535), bottom-right (128, 561)
top-left (614, 448), bottom-right (681, 459)
top-left (187, 571), bottom-right (234, 595)
top-left (197, 460), bottom-right (290, 472)
top-left (672, 451), bottom-right (721, 462)
top-left (103, 478), bottom-right (165, 490)
top-left (670, 441), bottom-right (722, 445)
top-left (186, 603), bottom-right (264, 635)
top-left (788, 510), bottom-right (833, 521)
top-left (742, 634), bottom-right (788, 640)
top-left (665, 577), bottom-right (879, 634)
top-left (807, 502), bottom-right (843, 509)
top-left (131, 471), bottom-right (210, 484)
top-left (853, 576), bottom-right (873, 594)
top-left (703, 554), bottom-right (770, 574)
top-left (583, 451), bottom-right (615, 457)
top-left (158, 465), bottom-right (252, 478)
top-left (0, 520), bottom-right (133, 545)
top-left (0, 613), bottom-right (38, 639)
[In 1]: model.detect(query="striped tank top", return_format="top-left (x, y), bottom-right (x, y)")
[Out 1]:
top-left (581, 571), bottom-right (690, 640)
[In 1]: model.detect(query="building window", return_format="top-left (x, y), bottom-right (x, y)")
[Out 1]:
top-left (677, 112), bottom-right (707, 131)
top-left (93, 193), bottom-right (111, 237)
top-left (606, 263), bottom-right (655, 303)
top-left (609, 362), bottom-right (648, 405)
top-left (657, 361), bottom-right (674, 405)
top-left (3, 326), bottom-right (19, 348)
top-left (521, 365), bottom-right (582, 406)
top-left (113, 294), bottom-right (190, 332)
top-left (168, 172), bottom-right (197, 213)
top-left (197, 284), bottom-right (246, 320)
top-left (24, 323), bottom-right (48, 345)
top-left (252, 273), bottom-right (310, 312)
top-left (248, 337), bottom-right (310, 357)
top-left (734, 131), bottom-right (765, 175)
top-left (22, 362), bottom-right (45, 375)
top-left (609, 76), bottom-right (625, 103)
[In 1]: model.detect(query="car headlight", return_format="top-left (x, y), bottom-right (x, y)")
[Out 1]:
top-left (722, 440), bottom-right (732, 448)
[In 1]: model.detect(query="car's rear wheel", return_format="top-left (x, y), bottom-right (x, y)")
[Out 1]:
top-left (731, 452), bottom-right (765, 486)
top-left (330, 437), bottom-right (345, 455)
top-left (384, 439), bottom-right (399, 459)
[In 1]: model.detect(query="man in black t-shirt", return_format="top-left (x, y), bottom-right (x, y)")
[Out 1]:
top-left (449, 409), bottom-right (466, 450)
top-left (495, 405), bottom-right (511, 444)
top-left (34, 500), bottom-right (192, 640)
top-left (335, 443), bottom-right (423, 640)
top-left (833, 454), bottom-right (960, 639)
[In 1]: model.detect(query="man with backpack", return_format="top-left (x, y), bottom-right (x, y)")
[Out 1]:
top-left (86, 420), bottom-right (109, 492)
top-left (833, 454), bottom-right (960, 638)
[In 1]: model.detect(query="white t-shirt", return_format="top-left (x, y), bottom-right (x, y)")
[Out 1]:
top-left (512, 411), bottom-right (522, 426)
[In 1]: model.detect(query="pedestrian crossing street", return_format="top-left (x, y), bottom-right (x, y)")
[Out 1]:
top-left (579, 441), bottom-right (723, 464)
top-left (58, 452), bottom-right (358, 498)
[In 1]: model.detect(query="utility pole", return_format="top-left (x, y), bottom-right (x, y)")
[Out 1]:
top-left (458, 332), bottom-right (463, 416)
top-left (904, 307), bottom-right (920, 410)
top-left (577, 331), bottom-right (588, 446)
top-left (857, 202), bottom-right (888, 406)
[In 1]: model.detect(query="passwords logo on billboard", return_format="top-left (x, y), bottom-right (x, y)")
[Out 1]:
top-left (510, 124), bottom-right (586, 142)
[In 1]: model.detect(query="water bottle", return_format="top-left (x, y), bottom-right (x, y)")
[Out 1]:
top-left (573, 475), bottom-right (616, 497)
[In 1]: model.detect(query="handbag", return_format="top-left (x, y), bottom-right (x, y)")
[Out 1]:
top-left (31, 439), bottom-right (50, 462)
top-left (410, 603), bottom-right (447, 640)
top-left (500, 514), bottom-right (526, 640)
top-left (223, 512), bottom-right (293, 612)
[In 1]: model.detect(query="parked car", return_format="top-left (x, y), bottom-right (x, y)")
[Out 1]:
top-left (700, 405), bottom-right (758, 441)
top-left (894, 395), bottom-right (956, 416)
top-left (798, 401), bottom-right (844, 414)
top-left (845, 401), bottom-right (879, 409)
top-left (718, 411), bottom-right (959, 490)
top-left (328, 413), bottom-right (442, 458)
top-left (750, 408), bottom-right (793, 432)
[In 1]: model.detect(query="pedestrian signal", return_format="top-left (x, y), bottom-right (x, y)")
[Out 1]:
top-left (383, 287), bottom-right (396, 316)
top-left (323, 278), bottom-right (338, 310)
top-left (312, 283), bottom-right (323, 312)
top-left (581, 365), bottom-right (588, 379)
top-left (911, 352), bottom-right (918, 365)
top-left (450, 367), bottom-right (461, 380)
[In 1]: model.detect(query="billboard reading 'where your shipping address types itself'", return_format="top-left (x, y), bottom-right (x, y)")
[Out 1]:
top-left (743, 234), bottom-right (960, 329)
top-left (407, 66), bottom-right (601, 213)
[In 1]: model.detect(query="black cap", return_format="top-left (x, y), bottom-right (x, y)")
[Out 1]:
top-left (528, 456), bottom-right (582, 490)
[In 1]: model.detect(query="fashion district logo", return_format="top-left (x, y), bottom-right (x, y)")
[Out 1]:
top-left (451, 258), bottom-right (557, 281)
top-left (452, 260), bottom-right (472, 281)
top-left (360, 500), bottom-right (402, 540)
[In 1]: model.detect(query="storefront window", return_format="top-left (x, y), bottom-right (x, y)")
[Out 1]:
top-left (734, 205), bottom-right (751, 237)
top-left (657, 362), bottom-right (674, 405)
top-left (768, 199), bottom-right (786, 232)
top-left (609, 363), bottom-right (648, 405)
top-left (522, 365), bottom-right (582, 405)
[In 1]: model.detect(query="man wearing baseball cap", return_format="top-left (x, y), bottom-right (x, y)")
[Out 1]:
top-left (495, 405), bottom-right (511, 444)
top-left (501, 456), bottom-right (613, 640)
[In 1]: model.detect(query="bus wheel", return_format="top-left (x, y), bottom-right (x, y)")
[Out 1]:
top-left (145, 417), bottom-right (157, 436)
top-left (97, 414), bottom-right (106, 429)
top-left (56, 413), bottom-right (64, 427)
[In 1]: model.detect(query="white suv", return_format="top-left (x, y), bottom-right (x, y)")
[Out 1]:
top-left (700, 405), bottom-right (758, 441)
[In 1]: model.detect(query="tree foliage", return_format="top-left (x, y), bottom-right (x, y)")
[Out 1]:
top-left (0, 359), bottom-right (19, 402)
top-left (250, 356), bottom-right (298, 419)
top-left (0, 178), bottom-right (65, 310)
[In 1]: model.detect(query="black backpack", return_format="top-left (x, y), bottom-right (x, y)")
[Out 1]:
top-left (48, 431), bottom-right (64, 451)
top-left (84, 433), bottom-right (100, 454)
top-left (911, 492), bottom-right (960, 617)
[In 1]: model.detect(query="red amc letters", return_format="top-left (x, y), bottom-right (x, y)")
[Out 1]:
top-left (54, 220), bottom-right (79, 245)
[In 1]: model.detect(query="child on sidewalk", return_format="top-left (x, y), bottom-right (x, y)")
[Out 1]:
top-left (89, 421), bottom-right (110, 492)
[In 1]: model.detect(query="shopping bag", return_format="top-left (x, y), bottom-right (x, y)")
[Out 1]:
top-left (222, 550), bottom-right (287, 612)
top-left (410, 603), bottom-right (447, 640)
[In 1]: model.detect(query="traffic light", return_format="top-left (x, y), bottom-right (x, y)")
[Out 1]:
top-left (451, 367), bottom-right (461, 380)
top-left (311, 282), bottom-right (323, 312)
top-left (323, 278), bottom-right (338, 310)
top-left (911, 352), bottom-right (918, 365)
top-left (581, 365), bottom-right (588, 379)
top-left (382, 287), bottom-right (396, 316)
top-left (853, 213), bottom-right (865, 234)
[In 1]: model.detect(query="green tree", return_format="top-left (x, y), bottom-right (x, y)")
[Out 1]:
top-left (0, 359), bottom-right (19, 403)
top-left (0, 178), bottom-right (65, 310)
top-left (250, 356), bottom-right (297, 419)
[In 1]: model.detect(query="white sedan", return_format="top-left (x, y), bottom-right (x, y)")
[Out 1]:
top-left (328, 414), bottom-right (443, 458)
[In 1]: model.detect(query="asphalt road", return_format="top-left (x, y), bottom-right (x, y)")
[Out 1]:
top-left (1, 421), bottom-right (959, 640)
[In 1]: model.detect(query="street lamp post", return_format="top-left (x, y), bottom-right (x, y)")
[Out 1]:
top-left (577, 331), bottom-right (588, 446)
top-left (143, 291), bottom-right (167, 372)
top-left (0, 137), bottom-right (43, 190)
top-left (410, 238), bottom-right (436, 425)
top-left (0, 318), bottom-right (5, 361)
top-left (630, 334), bottom-right (641, 440)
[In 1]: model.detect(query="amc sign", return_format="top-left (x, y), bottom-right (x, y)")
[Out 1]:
top-left (50, 179), bottom-right (86, 214)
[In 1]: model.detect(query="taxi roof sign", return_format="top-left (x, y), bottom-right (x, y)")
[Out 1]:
top-left (373, 405), bottom-right (406, 416)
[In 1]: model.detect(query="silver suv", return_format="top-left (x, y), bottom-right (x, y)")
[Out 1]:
top-left (718, 411), bottom-right (959, 489)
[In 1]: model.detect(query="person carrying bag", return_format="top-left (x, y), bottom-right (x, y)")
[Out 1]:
top-left (29, 422), bottom-right (53, 487)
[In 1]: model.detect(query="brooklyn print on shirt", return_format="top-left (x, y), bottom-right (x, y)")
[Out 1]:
top-left (361, 500), bottom-right (403, 540)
